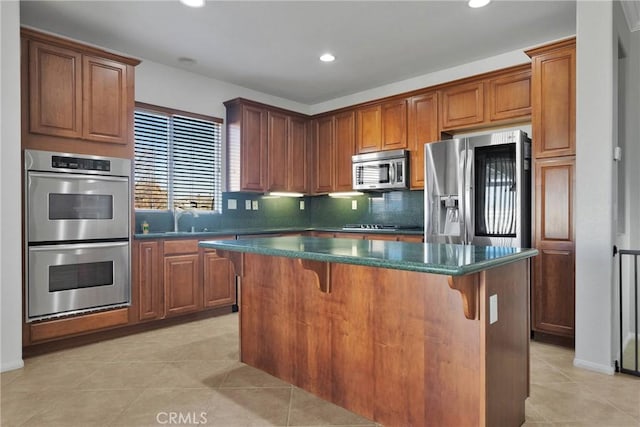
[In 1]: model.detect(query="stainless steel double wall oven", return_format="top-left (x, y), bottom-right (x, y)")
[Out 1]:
top-left (25, 149), bottom-right (131, 322)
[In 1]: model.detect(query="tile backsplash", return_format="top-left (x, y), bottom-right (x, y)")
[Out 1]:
top-left (135, 190), bottom-right (424, 233)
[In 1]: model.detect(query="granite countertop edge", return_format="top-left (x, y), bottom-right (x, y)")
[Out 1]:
top-left (198, 237), bottom-right (538, 276)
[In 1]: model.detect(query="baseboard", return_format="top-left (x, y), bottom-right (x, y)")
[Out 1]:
top-left (1, 359), bottom-right (25, 373)
top-left (573, 358), bottom-right (615, 375)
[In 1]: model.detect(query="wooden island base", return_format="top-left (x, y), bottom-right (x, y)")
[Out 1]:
top-left (230, 252), bottom-right (529, 427)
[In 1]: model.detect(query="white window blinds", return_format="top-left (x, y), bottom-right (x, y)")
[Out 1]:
top-left (134, 105), bottom-right (222, 212)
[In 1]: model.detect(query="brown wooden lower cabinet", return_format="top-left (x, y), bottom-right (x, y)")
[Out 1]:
top-left (137, 240), bottom-right (162, 320)
top-left (532, 156), bottom-right (575, 339)
top-left (137, 237), bottom-right (236, 322)
top-left (203, 248), bottom-right (236, 308)
top-left (399, 235), bottom-right (424, 243)
top-left (532, 243), bottom-right (575, 337)
top-left (164, 253), bottom-right (201, 317)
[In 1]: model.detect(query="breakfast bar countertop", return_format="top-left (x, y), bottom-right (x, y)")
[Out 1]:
top-left (199, 235), bottom-right (537, 276)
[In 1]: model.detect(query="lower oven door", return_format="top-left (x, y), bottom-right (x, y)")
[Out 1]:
top-left (27, 241), bottom-right (130, 321)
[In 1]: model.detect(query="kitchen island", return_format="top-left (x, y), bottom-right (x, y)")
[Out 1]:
top-left (200, 236), bottom-right (537, 427)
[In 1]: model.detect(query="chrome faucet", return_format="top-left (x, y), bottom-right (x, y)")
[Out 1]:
top-left (173, 205), bottom-right (199, 232)
top-left (173, 206), bottom-right (184, 232)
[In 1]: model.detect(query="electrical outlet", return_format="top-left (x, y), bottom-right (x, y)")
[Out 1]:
top-left (252, 200), bottom-right (259, 210)
top-left (351, 200), bottom-right (357, 210)
top-left (227, 199), bottom-right (237, 210)
top-left (489, 294), bottom-right (498, 324)
top-left (299, 200), bottom-right (305, 210)
top-left (245, 200), bottom-right (252, 210)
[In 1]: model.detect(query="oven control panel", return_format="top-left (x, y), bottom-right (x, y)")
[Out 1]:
top-left (52, 155), bottom-right (111, 172)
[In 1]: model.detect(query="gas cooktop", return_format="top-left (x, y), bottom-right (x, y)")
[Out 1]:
top-left (342, 224), bottom-right (422, 231)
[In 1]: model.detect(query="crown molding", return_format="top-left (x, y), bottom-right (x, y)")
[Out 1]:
top-left (621, 0), bottom-right (640, 32)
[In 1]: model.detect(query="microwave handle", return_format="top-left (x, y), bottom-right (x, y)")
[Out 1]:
top-left (389, 163), bottom-right (396, 184)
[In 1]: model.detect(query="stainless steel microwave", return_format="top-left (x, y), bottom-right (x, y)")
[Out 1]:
top-left (352, 149), bottom-right (409, 191)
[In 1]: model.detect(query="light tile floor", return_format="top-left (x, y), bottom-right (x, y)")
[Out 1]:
top-left (1, 313), bottom-right (639, 426)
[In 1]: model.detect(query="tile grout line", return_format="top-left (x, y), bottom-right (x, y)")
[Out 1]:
top-left (285, 385), bottom-right (294, 427)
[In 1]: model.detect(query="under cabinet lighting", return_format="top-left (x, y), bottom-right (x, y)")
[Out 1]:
top-left (328, 191), bottom-right (363, 198)
top-left (268, 192), bottom-right (305, 198)
top-left (468, 0), bottom-right (490, 8)
top-left (180, 0), bottom-right (205, 8)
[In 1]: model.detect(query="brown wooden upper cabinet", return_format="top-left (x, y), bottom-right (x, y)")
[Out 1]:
top-left (225, 100), bottom-right (268, 192)
top-left (22, 28), bottom-right (139, 157)
top-left (311, 111), bottom-right (356, 194)
top-left (356, 99), bottom-right (407, 153)
top-left (225, 98), bottom-right (308, 193)
top-left (439, 81), bottom-right (485, 130)
top-left (439, 65), bottom-right (531, 133)
top-left (407, 91), bottom-right (439, 189)
top-left (267, 111), bottom-right (308, 193)
top-left (527, 39), bottom-right (576, 158)
top-left (487, 69), bottom-right (532, 122)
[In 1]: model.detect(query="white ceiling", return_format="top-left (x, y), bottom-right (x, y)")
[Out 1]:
top-left (20, 0), bottom-right (577, 105)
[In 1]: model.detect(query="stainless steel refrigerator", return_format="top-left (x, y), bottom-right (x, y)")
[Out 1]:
top-left (424, 130), bottom-right (532, 247)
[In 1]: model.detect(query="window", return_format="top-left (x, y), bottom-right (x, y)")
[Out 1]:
top-left (134, 103), bottom-right (222, 212)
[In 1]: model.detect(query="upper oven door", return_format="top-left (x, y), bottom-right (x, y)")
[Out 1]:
top-left (27, 171), bottom-right (130, 242)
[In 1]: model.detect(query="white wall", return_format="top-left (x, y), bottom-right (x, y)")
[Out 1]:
top-left (612, 0), bottom-right (640, 362)
top-left (1, 0), bottom-right (25, 372)
top-left (575, 0), bottom-right (616, 375)
top-left (135, 60), bottom-right (310, 118)
top-left (310, 49), bottom-right (532, 115)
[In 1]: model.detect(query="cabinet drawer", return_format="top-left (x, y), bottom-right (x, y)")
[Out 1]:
top-left (163, 239), bottom-right (199, 255)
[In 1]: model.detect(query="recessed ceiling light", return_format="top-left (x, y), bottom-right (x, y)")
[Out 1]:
top-left (468, 0), bottom-right (491, 8)
top-left (320, 53), bottom-right (335, 63)
top-left (180, 0), bottom-right (205, 8)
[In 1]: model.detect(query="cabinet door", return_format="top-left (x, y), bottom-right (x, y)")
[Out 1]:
top-left (82, 56), bottom-right (128, 144)
top-left (203, 250), bottom-right (236, 308)
top-left (28, 41), bottom-right (82, 139)
top-left (267, 111), bottom-right (289, 191)
top-left (334, 111), bottom-right (356, 191)
top-left (313, 117), bottom-right (334, 194)
top-left (137, 241), bottom-right (163, 321)
top-left (407, 92), bottom-right (438, 189)
top-left (356, 104), bottom-right (382, 153)
top-left (488, 69), bottom-right (532, 122)
top-left (532, 157), bottom-right (575, 337)
top-left (530, 43), bottom-right (575, 158)
top-left (399, 235), bottom-right (424, 243)
top-left (288, 116), bottom-right (308, 193)
top-left (164, 254), bottom-right (201, 317)
top-left (381, 99), bottom-right (407, 151)
top-left (440, 81), bottom-right (484, 130)
top-left (241, 105), bottom-right (268, 191)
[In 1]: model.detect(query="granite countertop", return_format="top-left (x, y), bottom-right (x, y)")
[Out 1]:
top-left (199, 236), bottom-right (537, 276)
top-left (134, 227), bottom-right (424, 239)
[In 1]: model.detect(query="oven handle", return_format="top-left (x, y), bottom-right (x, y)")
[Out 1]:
top-left (28, 241), bottom-right (129, 252)
top-left (28, 171), bottom-right (129, 183)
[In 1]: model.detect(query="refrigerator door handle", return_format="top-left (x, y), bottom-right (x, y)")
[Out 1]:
top-left (464, 147), bottom-right (474, 245)
top-left (458, 149), bottom-right (466, 244)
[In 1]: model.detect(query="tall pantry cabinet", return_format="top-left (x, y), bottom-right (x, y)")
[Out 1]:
top-left (526, 38), bottom-right (576, 341)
